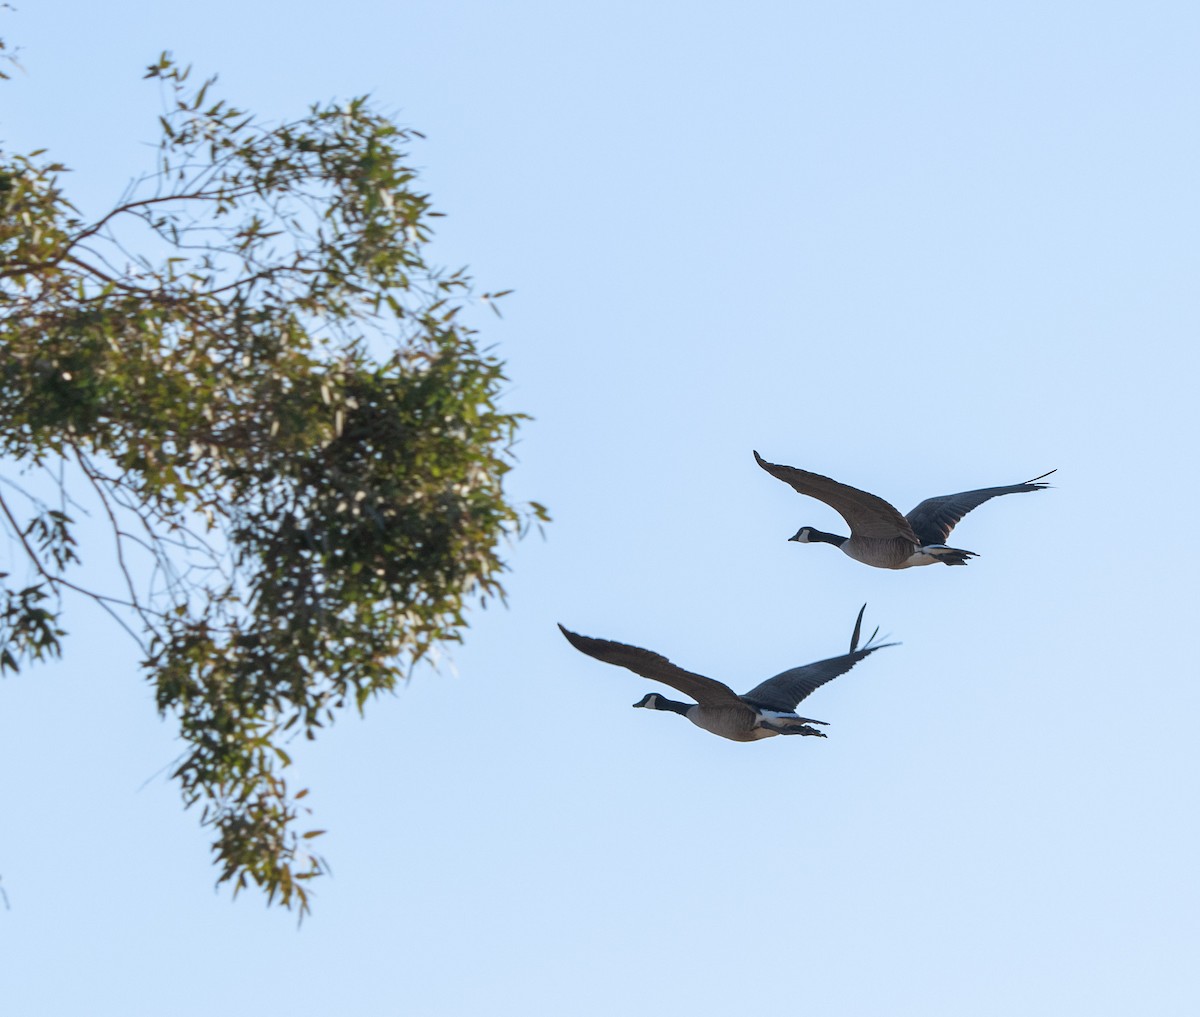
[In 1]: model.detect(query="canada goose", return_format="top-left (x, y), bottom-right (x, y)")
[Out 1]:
top-left (754, 451), bottom-right (1054, 570)
top-left (557, 605), bottom-right (895, 742)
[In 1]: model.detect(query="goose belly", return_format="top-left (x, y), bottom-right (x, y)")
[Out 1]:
top-left (686, 706), bottom-right (764, 742)
top-left (842, 536), bottom-right (923, 569)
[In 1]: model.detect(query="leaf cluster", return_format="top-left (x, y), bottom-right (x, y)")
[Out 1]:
top-left (0, 54), bottom-right (547, 914)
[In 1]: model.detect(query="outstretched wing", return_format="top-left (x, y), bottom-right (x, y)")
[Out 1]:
top-left (753, 451), bottom-right (921, 543)
top-left (905, 469), bottom-right (1056, 546)
top-left (558, 625), bottom-right (745, 709)
top-left (739, 605), bottom-right (897, 712)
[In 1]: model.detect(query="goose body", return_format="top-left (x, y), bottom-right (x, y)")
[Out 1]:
top-left (558, 605), bottom-right (895, 742)
top-left (755, 451), bottom-right (1054, 570)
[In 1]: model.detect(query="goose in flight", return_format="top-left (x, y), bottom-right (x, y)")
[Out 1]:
top-left (557, 605), bottom-right (895, 742)
top-left (754, 451), bottom-right (1054, 569)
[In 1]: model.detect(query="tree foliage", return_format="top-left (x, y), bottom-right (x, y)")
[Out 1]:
top-left (0, 52), bottom-right (545, 914)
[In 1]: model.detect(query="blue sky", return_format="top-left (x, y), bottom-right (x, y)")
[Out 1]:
top-left (2, 2), bottom-right (1198, 1014)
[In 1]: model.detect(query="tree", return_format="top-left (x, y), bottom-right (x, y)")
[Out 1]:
top-left (0, 51), bottom-right (546, 914)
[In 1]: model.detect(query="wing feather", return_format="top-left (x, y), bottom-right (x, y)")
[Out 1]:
top-left (754, 452), bottom-right (920, 542)
top-left (905, 469), bottom-right (1056, 545)
top-left (739, 605), bottom-right (897, 712)
top-left (738, 648), bottom-right (888, 712)
top-left (558, 625), bottom-right (746, 710)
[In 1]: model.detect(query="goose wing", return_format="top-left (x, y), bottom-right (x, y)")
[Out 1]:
top-left (558, 625), bottom-right (746, 710)
top-left (754, 451), bottom-right (921, 543)
top-left (905, 469), bottom-right (1056, 546)
top-left (738, 605), bottom-right (897, 712)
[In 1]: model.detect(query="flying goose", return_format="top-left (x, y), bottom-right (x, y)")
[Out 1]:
top-left (557, 605), bottom-right (895, 742)
top-left (754, 451), bottom-right (1054, 570)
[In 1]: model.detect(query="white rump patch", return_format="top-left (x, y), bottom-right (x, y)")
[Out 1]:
top-left (752, 709), bottom-right (802, 738)
top-left (902, 549), bottom-right (942, 567)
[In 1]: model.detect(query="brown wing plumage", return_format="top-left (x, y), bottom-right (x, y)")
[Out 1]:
top-left (904, 469), bottom-right (1056, 546)
top-left (739, 606), bottom-right (897, 712)
top-left (558, 625), bottom-right (746, 710)
top-left (753, 451), bottom-right (921, 543)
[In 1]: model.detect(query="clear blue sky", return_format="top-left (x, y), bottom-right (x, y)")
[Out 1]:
top-left (3, 2), bottom-right (1198, 1014)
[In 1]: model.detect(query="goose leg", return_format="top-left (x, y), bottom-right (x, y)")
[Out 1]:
top-left (761, 720), bottom-right (828, 738)
top-left (917, 544), bottom-right (978, 567)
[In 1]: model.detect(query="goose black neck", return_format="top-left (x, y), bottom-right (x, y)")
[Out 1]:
top-left (656, 696), bottom-right (692, 717)
top-left (797, 528), bottom-right (846, 546)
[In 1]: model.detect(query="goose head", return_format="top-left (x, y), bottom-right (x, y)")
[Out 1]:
top-left (789, 526), bottom-right (845, 547)
top-left (633, 693), bottom-right (666, 710)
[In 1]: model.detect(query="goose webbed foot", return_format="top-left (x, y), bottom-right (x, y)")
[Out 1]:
top-left (921, 545), bottom-right (978, 567)
top-left (767, 723), bottom-right (827, 738)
